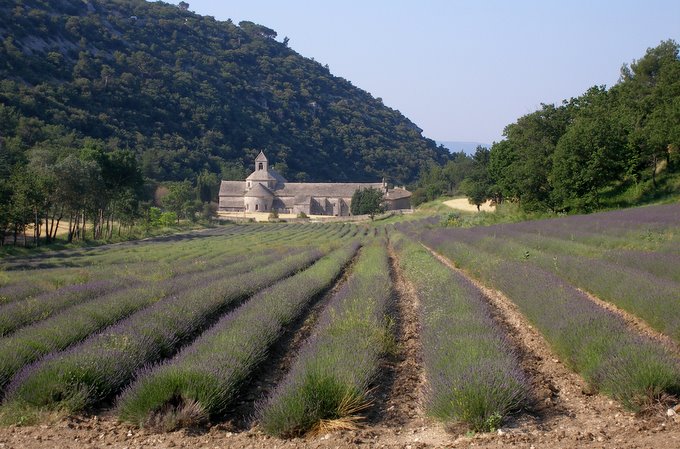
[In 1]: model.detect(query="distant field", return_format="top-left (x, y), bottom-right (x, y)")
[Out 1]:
top-left (1, 205), bottom-right (679, 448)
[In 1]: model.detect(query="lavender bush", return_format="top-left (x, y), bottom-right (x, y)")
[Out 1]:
top-left (0, 280), bottom-right (116, 337)
top-left (418, 228), bottom-right (680, 411)
top-left (393, 233), bottom-right (527, 431)
top-left (3, 249), bottom-right (324, 413)
top-left (429, 230), bottom-right (680, 343)
top-left (116, 241), bottom-right (360, 428)
top-left (0, 284), bottom-right (165, 395)
top-left (259, 240), bottom-right (392, 437)
top-left (0, 247), bottom-right (307, 397)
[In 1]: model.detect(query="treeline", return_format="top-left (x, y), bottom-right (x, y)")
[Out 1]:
top-left (0, 0), bottom-right (448, 187)
top-left (415, 40), bottom-right (680, 213)
top-left (0, 132), bottom-right (220, 246)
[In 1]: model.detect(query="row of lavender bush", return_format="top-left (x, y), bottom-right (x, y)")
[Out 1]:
top-left (0, 226), bottom-right (252, 303)
top-left (0, 248), bottom-right (294, 396)
top-left (259, 239), bottom-right (392, 437)
top-left (0, 280), bottom-right (117, 337)
top-left (1, 248), bottom-right (325, 413)
top-left (0, 242), bottom-right (307, 341)
top-left (0, 223), bottom-right (348, 394)
top-left (0, 222), bottom-right (345, 307)
top-left (476, 227), bottom-right (680, 283)
top-left (0, 223), bottom-right (244, 270)
top-left (393, 233), bottom-right (527, 431)
top-left (0, 245), bottom-right (318, 402)
top-left (415, 232), bottom-right (680, 411)
top-left (429, 227), bottom-right (680, 343)
top-left (116, 241), bottom-right (360, 429)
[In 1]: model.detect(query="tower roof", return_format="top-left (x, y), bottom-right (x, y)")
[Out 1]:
top-left (255, 151), bottom-right (268, 162)
top-left (246, 170), bottom-right (278, 182)
top-left (244, 182), bottom-right (274, 198)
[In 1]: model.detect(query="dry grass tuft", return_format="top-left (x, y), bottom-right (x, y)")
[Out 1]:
top-left (146, 398), bottom-right (208, 432)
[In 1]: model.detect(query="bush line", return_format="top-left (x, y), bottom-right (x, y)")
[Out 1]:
top-left (259, 239), bottom-right (392, 438)
top-left (116, 241), bottom-right (360, 429)
top-left (0, 247), bottom-right (301, 396)
top-left (415, 233), bottom-right (680, 412)
top-left (433, 229), bottom-right (680, 344)
top-left (2, 249), bottom-right (325, 414)
top-left (392, 233), bottom-right (527, 431)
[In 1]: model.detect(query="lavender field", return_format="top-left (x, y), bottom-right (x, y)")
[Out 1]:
top-left (401, 202), bottom-right (680, 412)
top-left (0, 205), bottom-right (679, 444)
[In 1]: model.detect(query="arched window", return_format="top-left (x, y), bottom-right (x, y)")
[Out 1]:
top-left (255, 204), bottom-right (259, 211)
top-left (258, 162), bottom-right (263, 170)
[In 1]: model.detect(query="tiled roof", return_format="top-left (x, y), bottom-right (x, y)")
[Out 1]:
top-left (245, 167), bottom-right (287, 183)
top-left (221, 178), bottom-right (411, 203)
top-left (275, 182), bottom-right (384, 198)
top-left (219, 181), bottom-right (246, 196)
top-left (385, 188), bottom-right (412, 200)
top-left (246, 170), bottom-right (278, 182)
top-left (294, 195), bottom-right (312, 204)
top-left (245, 182), bottom-right (274, 198)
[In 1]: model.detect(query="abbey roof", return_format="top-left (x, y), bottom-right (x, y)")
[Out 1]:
top-left (244, 182), bottom-right (274, 198)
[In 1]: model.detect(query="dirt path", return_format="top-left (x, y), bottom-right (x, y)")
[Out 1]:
top-left (348, 245), bottom-right (451, 446)
top-left (221, 248), bottom-right (366, 431)
top-left (443, 198), bottom-right (495, 212)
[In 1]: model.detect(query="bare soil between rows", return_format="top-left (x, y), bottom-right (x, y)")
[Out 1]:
top-left (2, 248), bottom-right (680, 448)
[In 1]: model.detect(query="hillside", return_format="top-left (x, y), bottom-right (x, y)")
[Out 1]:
top-left (0, 0), bottom-right (448, 184)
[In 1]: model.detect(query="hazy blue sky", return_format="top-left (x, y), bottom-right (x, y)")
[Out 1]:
top-left (167, 0), bottom-right (680, 144)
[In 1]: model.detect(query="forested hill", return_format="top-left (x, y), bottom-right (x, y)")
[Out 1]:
top-left (0, 0), bottom-right (448, 184)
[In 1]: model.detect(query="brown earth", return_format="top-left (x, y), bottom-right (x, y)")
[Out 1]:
top-left (1, 248), bottom-right (680, 448)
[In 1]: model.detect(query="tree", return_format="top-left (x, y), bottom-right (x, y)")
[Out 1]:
top-left (551, 86), bottom-right (627, 211)
top-left (239, 21), bottom-right (277, 39)
top-left (462, 146), bottom-right (493, 210)
top-left (616, 40), bottom-right (680, 187)
top-left (196, 170), bottom-right (220, 203)
top-left (350, 187), bottom-right (385, 219)
top-left (162, 181), bottom-right (197, 223)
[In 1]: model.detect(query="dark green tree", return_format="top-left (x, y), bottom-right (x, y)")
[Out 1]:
top-left (350, 187), bottom-right (385, 219)
top-left (196, 170), bottom-right (221, 203)
top-left (551, 86), bottom-right (627, 211)
top-left (616, 40), bottom-right (680, 186)
top-left (462, 146), bottom-right (493, 210)
top-left (162, 181), bottom-right (198, 223)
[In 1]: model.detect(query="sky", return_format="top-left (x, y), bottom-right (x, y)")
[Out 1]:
top-left (167, 0), bottom-right (680, 144)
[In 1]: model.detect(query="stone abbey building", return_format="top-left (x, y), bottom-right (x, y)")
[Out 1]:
top-left (219, 152), bottom-right (411, 216)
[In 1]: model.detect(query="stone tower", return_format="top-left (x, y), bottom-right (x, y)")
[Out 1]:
top-left (255, 151), bottom-right (268, 172)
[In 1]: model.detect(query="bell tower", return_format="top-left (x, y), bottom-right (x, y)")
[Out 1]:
top-left (255, 151), bottom-right (268, 172)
